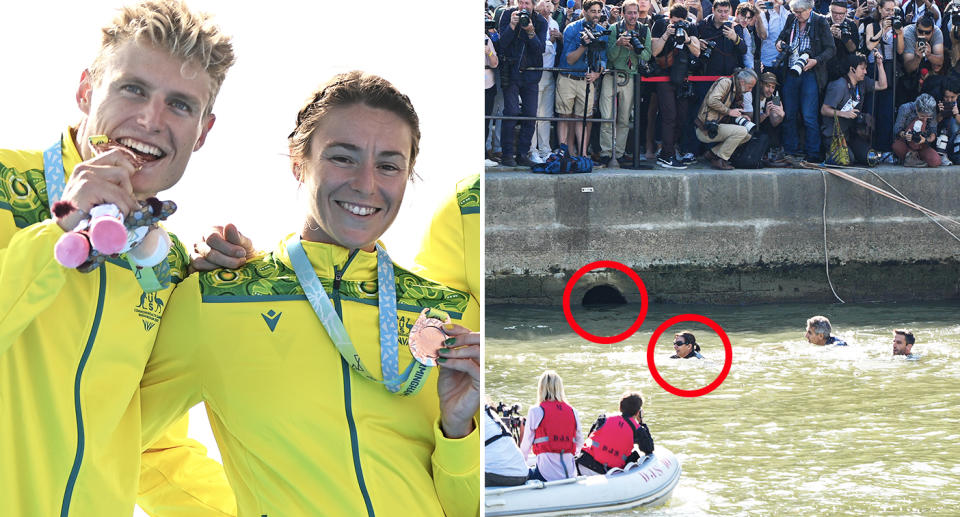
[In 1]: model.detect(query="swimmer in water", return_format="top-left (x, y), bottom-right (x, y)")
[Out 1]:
top-left (804, 315), bottom-right (848, 346)
top-left (670, 331), bottom-right (704, 359)
top-left (892, 329), bottom-right (917, 357)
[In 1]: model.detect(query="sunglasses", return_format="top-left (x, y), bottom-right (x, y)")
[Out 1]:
top-left (674, 341), bottom-right (687, 347)
top-left (918, 30), bottom-right (932, 36)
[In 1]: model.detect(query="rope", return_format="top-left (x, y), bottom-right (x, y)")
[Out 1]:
top-left (820, 170), bottom-right (846, 303)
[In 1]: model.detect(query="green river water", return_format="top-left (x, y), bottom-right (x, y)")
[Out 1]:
top-left (485, 301), bottom-right (960, 516)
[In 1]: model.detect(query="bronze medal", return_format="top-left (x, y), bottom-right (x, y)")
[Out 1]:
top-left (408, 308), bottom-right (451, 367)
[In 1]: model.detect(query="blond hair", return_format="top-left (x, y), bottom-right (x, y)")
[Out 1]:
top-left (288, 71), bottom-right (421, 172)
top-left (90, 0), bottom-right (236, 114)
top-left (537, 370), bottom-right (567, 403)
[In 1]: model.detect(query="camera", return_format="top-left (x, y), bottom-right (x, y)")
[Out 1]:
top-left (840, 21), bottom-right (855, 39)
top-left (951, 10), bottom-right (960, 27)
top-left (485, 19), bottom-right (497, 31)
top-left (518, 9), bottom-right (531, 28)
top-left (704, 120), bottom-right (720, 138)
top-left (621, 23), bottom-right (646, 54)
top-left (734, 115), bottom-right (758, 135)
top-left (866, 149), bottom-right (881, 167)
top-left (763, 1), bottom-right (775, 8)
top-left (673, 21), bottom-right (689, 48)
top-left (723, 21), bottom-right (733, 29)
top-left (494, 401), bottom-right (525, 443)
top-left (702, 39), bottom-right (718, 60)
top-left (891, 8), bottom-right (904, 30)
top-left (581, 24), bottom-right (612, 49)
top-left (677, 79), bottom-right (696, 98)
top-left (936, 129), bottom-right (950, 152)
top-left (944, 101), bottom-right (957, 113)
top-left (772, 47), bottom-right (791, 69)
top-left (600, 13), bottom-right (608, 23)
top-left (790, 52), bottom-right (810, 76)
top-left (770, 94), bottom-right (781, 106)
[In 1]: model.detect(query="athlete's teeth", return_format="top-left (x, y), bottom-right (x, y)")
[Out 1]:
top-left (118, 138), bottom-right (163, 157)
top-left (340, 202), bottom-right (376, 216)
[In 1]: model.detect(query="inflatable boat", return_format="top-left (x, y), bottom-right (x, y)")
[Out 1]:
top-left (485, 447), bottom-right (681, 516)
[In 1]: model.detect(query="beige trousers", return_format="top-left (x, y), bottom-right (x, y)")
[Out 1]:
top-left (599, 73), bottom-right (634, 158)
top-left (695, 123), bottom-right (751, 160)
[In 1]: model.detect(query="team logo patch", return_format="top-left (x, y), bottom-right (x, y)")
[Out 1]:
top-left (261, 309), bottom-right (282, 332)
top-left (135, 292), bottom-right (165, 331)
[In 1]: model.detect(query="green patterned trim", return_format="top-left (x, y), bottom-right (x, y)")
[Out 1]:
top-left (0, 162), bottom-right (50, 229)
top-left (456, 175), bottom-right (480, 216)
top-left (200, 250), bottom-right (470, 314)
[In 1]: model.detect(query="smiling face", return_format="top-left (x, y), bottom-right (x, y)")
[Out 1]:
top-left (295, 104), bottom-right (413, 252)
top-left (75, 40), bottom-right (215, 198)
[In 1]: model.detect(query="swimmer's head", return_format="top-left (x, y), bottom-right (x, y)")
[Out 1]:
top-left (805, 316), bottom-right (832, 346)
top-left (673, 331), bottom-right (700, 357)
top-left (537, 370), bottom-right (567, 403)
top-left (893, 329), bottom-right (915, 355)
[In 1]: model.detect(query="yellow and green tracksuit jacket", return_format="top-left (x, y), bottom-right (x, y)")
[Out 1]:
top-left (141, 236), bottom-right (481, 517)
top-left (414, 174), bottom-right (480, 331)
top-left (0, 129), bottom-right (236, 516)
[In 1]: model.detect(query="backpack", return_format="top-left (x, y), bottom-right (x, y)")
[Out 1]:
top-left (531, 144), bottom-right (594, 173)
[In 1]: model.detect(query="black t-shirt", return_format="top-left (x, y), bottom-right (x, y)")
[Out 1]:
top-left (652, 17), bottom-right (700, 58)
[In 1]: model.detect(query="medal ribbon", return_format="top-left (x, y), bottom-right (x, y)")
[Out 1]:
top-left (44, 138), bottom-right (169, 293)
top-left (287, 235), bottom-right (431, 396)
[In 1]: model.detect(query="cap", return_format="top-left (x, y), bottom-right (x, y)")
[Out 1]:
top-left (759, 71), bottom-right (779, 86)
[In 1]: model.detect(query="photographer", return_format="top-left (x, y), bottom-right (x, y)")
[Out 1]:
top-left (776, 0), bottom-right (836, 163)
top-left (652, 4), bottom-right (703, 168)
top-left (935, 78), bottom-right (960, 163)
top-left (740, 72), bottom-right (788, 166)
top-left (864, 0), bottom-right (905, 153)
top-left (530, 0), bottom-right (564, 163)
top-left (903, 15), bottom-right (945, 74)
top-left (820, 52), bottom-right (888, 164)
top-left (892, 93), bottom-right (942, 166)
top-left (499, 0), bottom-right (549, 167)
top-left (901, 0), bottom-right (941, 24)
top-left (556, 0), bottom-right (609, 157)
top-left (736, 3), bottom-right (762, 69)
top-left (599, 0), bottom-right (652, 164)
top-left (695, 68), bottom-right (759, 169)
top-left (758, 0), bottom-right (791, 69)
top-left (575, 393), bottom-right (654, 476)
top-left (827, 0), bottom-right (860, 81)
top-left (484, 404), bottom-right (529, 487)
top-left (486, 28), bottom-right (500, 165)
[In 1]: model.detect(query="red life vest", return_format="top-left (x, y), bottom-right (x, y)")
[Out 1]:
top-left (532, 401), bottom-right (576, 454)
top-left (582, 415), bottom-right (636, 469)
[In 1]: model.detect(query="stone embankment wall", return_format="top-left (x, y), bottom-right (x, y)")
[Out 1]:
top-left (486, 167), bottom-right (960, 304)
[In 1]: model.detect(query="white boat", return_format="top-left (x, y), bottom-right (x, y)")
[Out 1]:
top-left (484, 448), bottom-right (681, 516)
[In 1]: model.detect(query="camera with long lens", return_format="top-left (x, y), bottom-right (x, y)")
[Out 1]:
top-left (734, 115), bottom-right (758, 135)
top-left (772, 47), bottom-right (791, 69)
top-left (625, 28), bottom-right (646, 54)
top-left (704, 120), bottom-right (720, 138)
top-left (494, 401), bottom-right (525, 443)
top-left (518, 9), bottom-right (531, 28)
top-left (581, 24), bottom-right (612, 49)
top-left (790, 52), bottom-right (810, 76)
top-left (891, 8), bottom-right (904, 30)
top-left (701, 40), bottom-right (718, 60)
top-left (673, 21), bottom-right (689, 48)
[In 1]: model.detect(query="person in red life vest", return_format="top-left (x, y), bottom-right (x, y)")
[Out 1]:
top-left (671, 330), bottom-right (704, 358)
top-left (575, 392), bottom-right (655, 475)
top-left (519, 370), bottom-right (583, 481)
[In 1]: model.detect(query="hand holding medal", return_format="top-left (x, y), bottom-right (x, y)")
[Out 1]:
top-left (434, 321), bottom-right (481, 439)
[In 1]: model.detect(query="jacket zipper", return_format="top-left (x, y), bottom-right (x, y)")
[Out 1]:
top-left (332, 251), bottom-right (375, 516)
top-left (60, 265), bottom-right (107, 517)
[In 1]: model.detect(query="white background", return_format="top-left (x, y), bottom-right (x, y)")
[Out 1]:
top-left (0, 1), bottom-right (479, 514)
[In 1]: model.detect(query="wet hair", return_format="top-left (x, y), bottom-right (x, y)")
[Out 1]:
top-left (806, 315), bottom-right (832, 338)
top-left (916, 93), bottom-right (938, 115)
top-left (288, 71), bottom-right (421, 172)
top-left (675, 331), bottom-right (701, 352)
top-left (790, 0), bottom-right (814, 11)
top-left (537, 370), bottom-right (568, 403)
top-left (90, 0), bottom-right (235, 115)
top-left (845, 53), bottom-right (868, 74)
top-left (670, 5), bottom-right (689, 19)
top-left (894, 329), bottom-right (915, 345)
top-left (620, 392), bottom-right (644, 418)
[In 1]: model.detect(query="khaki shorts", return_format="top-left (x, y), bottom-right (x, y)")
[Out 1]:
top-left (555, 73), bottom-right (596, 116)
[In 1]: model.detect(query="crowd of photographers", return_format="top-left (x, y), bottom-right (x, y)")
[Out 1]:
top-left (485, 0), bottom-right (960, 169)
